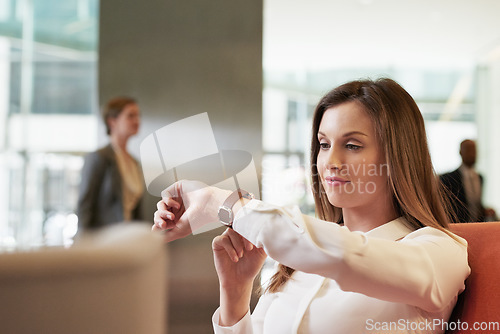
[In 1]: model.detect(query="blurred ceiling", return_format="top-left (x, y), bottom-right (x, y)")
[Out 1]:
top-left (263, 0), bottom-right (500, 71)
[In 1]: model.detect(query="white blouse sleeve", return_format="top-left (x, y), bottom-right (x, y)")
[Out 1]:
top-left (232, 200), bottom-right (470, 313)
top-left (212, 309), bottom-right (253, 334)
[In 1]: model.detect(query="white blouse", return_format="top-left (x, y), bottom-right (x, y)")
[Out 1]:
top-left (212, 200), bottom-right (470, 334)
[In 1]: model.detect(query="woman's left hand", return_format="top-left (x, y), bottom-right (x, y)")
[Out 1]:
top-left (152, 180), bottom-right (232, 242)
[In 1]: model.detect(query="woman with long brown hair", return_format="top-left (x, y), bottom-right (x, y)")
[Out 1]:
top-left (154, 78), bottom-right (470, 333)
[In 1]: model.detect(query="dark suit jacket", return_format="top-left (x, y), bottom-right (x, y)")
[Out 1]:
top-left (440, 168), bottom-right (484, 223)
top-left (77, 144), bottom-right (144, 229)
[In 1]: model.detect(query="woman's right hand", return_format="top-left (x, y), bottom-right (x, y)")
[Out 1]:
top-left (213, 228), bottom-right (267, 326)
top-left (213, 228), bottom-right (267, 288)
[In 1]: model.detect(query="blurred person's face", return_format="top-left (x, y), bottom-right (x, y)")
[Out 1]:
top-left (316, 101), bottom-right (390, 211)
top-left (460, 140), bottom-right (476, 167)
top-left (109, 103), bottom-right (141, 138)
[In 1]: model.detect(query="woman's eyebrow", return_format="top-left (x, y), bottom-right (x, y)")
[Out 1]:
top-left (342, 131), bottom-right (368, 137)
top-left (317, 130), bottom-right (368, 137)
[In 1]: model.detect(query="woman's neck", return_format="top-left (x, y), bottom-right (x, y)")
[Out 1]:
top-left (110, 135), bottom-right (128, 153)
top-left (342, 198), bottom-right (399, 233)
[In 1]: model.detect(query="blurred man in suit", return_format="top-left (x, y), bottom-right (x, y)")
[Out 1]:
top-left (440, 139), bottom-right (496, 222)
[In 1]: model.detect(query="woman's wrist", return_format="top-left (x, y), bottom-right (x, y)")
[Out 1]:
top-left (219, 274), bottom-right (255, 290)
top-left (216, 188), bottom-right (253, 228)
top-left (219, 282), bottom-right (253, 326)
top-left (231, 197), bottom-right (252, 220)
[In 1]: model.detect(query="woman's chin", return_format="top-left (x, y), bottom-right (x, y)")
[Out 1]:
top-left (326, 194), bottom-right (349, 208)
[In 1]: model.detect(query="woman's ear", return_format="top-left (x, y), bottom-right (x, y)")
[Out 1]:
top-left (107, 117), bottom-right (116, 133)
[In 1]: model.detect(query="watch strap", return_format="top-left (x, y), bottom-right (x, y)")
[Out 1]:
top-left (219, 189), bottom-right (253, 227)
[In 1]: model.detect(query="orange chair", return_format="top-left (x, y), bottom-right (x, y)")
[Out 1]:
top-left (446, 222), bottom-right (500, 334)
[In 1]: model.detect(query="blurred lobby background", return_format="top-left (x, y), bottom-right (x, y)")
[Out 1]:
top-left (1, 0), bottom-right (500, 332)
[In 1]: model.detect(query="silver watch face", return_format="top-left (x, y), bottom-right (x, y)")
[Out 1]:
top-left (218, 206), bottom-right (233, 225)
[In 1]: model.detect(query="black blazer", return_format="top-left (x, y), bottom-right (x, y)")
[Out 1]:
top-left (440, 168), bottom-right (484, 223)
top-left (77, 144), bottom-right (144, 230)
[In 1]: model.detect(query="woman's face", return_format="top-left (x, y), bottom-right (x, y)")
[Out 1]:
top-left (110, 103), bottom-right (141, 138)
top-left (317, 101), bottom-right (390, 210)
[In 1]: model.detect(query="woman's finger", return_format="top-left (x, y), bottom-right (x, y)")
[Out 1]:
top-left (224, 228), bottom-right (246, 258)
top-left (153, 210), bottom-right (165, 229)
top-left (152, 223), bottom-right (163, 230)
top-left (160, 182), bottom-right (179, 199)
top-left (154, 208), bottom-right (174, 223)
top-left (161, 182), bottom-right (183, 208)
top-left (162, 197), bottom-right (181, 211)
top-left (157, 200), bottom-right (167, 210)
top-left (213, 233), bottom-right (240, 262)
top-left (163, 216), bottom-right (192, 242)
top-left (242, 237), bottom-right (254, 252)
top-left (153, 210), bottom-right (175, 229)
top-left (225, 228), bottom-right (255, 252)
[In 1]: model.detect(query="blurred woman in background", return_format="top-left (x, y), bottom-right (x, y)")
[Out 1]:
top-left (77, 96), bottom-right (144, 230)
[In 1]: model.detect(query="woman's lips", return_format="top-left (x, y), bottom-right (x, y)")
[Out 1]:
top-left (325, 176), bottom-right (350, 186)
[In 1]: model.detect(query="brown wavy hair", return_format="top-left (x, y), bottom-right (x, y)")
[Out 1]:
top-left (265, 78), bottom-right (456, 293)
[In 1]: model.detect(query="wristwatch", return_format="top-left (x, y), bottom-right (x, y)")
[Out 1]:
top-left (218, 189), bottom-right (254, 227)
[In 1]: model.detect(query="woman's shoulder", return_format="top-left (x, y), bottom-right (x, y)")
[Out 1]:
top-left (403, 225), bottom-right (468, 249)
top-left (84, 144), bottom-right (115, 166)
top-left (87, 144), bottom-right (114, 159)
top-left (96, 144), bottom-right (115, 156)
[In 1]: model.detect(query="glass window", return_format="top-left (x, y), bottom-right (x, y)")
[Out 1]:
top-left (0, 0), bottom-right (99, 249)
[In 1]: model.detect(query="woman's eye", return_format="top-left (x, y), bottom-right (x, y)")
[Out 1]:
top-left (319, 142), bottom-right (330, 150)
top-left (346, 144), bottom-right (361, 151)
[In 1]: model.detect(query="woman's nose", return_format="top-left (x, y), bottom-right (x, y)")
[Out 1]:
top-left (325, 148), bottom-right (343, 171)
